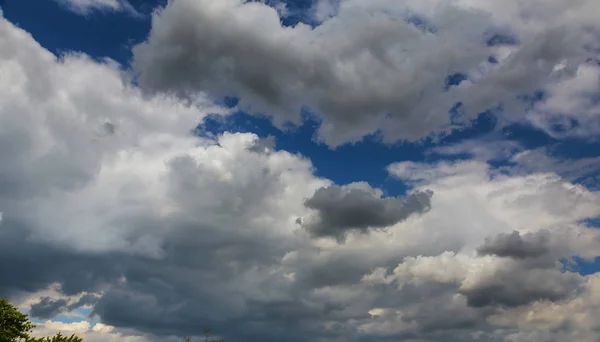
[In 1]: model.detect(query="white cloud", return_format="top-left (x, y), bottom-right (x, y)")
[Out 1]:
top-left (427, 139), bottom-right (600, 191)
top-left (55, 0), bottom-right (138, 15)
top-left (388, 160), bottom-right (600, 245)
top-left (511, 148), bottom-right (600, 187)
top-left (528, 63), bottom-right (600, 139)
top-left (311, 0), bottom-right (338, 22)
top-left (0, 16), bottom-right (230, 256)
top-left (31, 320), bottom-right (145, 342)
top-left (429, 138), bottom-right (522, 162)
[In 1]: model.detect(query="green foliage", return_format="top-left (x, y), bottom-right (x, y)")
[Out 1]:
top-left (27, 332), bottom-right (83, 342)
top-left (0, 297), bottom-right (83, 342)
top-left (0, 297), bottom-right (35, 341)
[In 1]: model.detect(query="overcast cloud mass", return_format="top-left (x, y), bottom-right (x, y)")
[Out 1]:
top-left (1, 0), bottom-right (600, 341)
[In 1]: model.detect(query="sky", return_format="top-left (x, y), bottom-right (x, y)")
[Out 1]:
top-left (0, 0), bottom-right (600, 341)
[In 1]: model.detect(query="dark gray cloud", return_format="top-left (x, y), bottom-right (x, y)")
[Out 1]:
top-left (0, 218), bottom-right (121, 298)
top-left (70, 293), bottom-right (100, 308)
top-left (1, 213), bottom-right (318, 341)
top-left (460, 267), bottom-right (581, 308)
top-left (29, 297), bottom-right (69, 319)
top-left (402, 295), bottom-right (484, 333)
top-left (302, 185), bottom-right (433, 241)
top-left (102, 122), bottom-right (116, 135)
top-left (477, 230), bottom-right (550, 259)
top-left (29, 294), bottom-right (99, 319)
top-left (464, 230), bottom-right (581, 308)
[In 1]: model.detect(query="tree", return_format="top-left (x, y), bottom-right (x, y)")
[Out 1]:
top-left (0, 297), bottom-right (82, 342)
top-left (0, 297), bottom-right (35, 341)
top-left (27, 332), bottom-right (82, 342)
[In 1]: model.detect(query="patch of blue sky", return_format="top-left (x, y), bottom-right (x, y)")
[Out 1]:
top-left (405, 14), bottom-right (437, 34)
top-left (571, 218), bottom-right (600, 275)
top-left (252, 0), bottom-right (316, 27)
top-left (30, 307), bottom-right (94, 325)
top-left (548, 139), bottom-right (600, 160)
top-left (444, 73), bottom-right (468, 90)
top-left (1, 0), bottom-right (153, 65)
top-left (198, 108), bottom-right (422, 196)
top-left (502, 123), bottom-right (557, 149)
top-left (201, 87), bottom-right (600, 195)
top-left (54, 307), bottom-right (94, 324)
top-left (486, 33), bottom-right (519, 47)
top-left (572, 256), bottom-right (600, 276)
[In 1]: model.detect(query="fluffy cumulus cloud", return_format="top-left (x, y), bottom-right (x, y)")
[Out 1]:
top-left (2, 2), bottom-right (600, 342)
top-left (134, 0), bottom-right (600, 146)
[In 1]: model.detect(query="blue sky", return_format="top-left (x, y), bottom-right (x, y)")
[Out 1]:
top-left (1, 0), bottom-right (600, 341)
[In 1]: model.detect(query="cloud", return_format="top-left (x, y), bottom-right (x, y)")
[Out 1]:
top-left (301, 183), bottom-right (433, 241)
top-left (430, 141), bottom-right (600, 191)
top-left (460, 265), bottom-right (582, 308)
top-left (246, 135), bottom-right (276, 154)
top-left (29, 294), bottom-right (100, 319)
top-left (30, 320), bottom-right (146, 342)
top-left (477, 230), bottom-right (551, 259)
top-left (54, 0), bottom-right (134, 15)
top-left (429, 138), bottom-right (522, 162)
top-left (30, 297), bottom-right (70, 319)
top-left (528, 62), bottom-right (600, 139)
top-left (0, 15), bottom-right (231, 256)
top-left (3, 12), bottom-right (600, 342)
top-left (133, 0), bottom-right (600, 147)
top-left (54, 0), bottom-right (140, 16)
top-left (510, 148), bottom-right (600, 189)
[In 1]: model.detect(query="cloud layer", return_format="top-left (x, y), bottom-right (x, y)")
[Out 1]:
top-left (1, 2), bottom-right (600, 342)
top-left (134, 0), bottom-right (600, 146)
